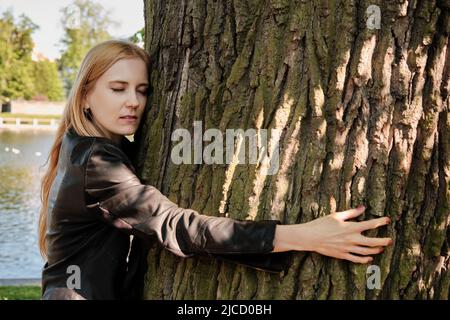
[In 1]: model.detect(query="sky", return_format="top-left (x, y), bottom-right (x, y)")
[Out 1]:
top-left (0, 0), bottom-right (145, 61)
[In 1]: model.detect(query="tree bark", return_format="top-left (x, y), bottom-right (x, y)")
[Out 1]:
top-left (136, 0), bottom-right (450, 299)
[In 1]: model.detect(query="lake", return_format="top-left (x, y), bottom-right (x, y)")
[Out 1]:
top-left (0, 129), bottom-right (55, 279)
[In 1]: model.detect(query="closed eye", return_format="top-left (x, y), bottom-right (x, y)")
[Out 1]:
top-left (112, 88), bottom-right (147, 95)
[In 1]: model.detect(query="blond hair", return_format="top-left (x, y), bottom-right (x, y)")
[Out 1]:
top-left (38, 40), bottom-right (150, 259)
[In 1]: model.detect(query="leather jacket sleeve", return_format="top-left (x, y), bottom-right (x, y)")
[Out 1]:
top-left (84, 140), bottom-right (290, 272)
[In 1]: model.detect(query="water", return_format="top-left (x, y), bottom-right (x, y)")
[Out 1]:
top-left (0, 129), bottom-right (55, 279)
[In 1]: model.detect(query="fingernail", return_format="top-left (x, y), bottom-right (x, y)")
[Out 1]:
top-left (358, 204), bottom-right (365, 210)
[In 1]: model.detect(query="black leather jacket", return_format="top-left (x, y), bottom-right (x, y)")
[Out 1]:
top-left (41, 127), bottom-right (291, 300)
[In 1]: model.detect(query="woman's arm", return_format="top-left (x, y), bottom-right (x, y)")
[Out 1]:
top-left (85, 141), bottom-right (391, 266)
top-left (84, 141), bottom-right (279, 258)
top-left (272, 205), bottom-right (392, 263)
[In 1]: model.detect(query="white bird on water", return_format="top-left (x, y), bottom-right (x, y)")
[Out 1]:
top-left (12, 148), bottom-right (20, 154)
top-left (35, 151), bottom-right (42, 157)
top-left (4, 147), bottom-right (9, 152)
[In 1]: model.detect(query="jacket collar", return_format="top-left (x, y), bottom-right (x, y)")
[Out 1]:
top-left (67, 127), bottom-right (135, 152)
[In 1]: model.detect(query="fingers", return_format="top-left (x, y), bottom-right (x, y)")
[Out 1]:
top-left (342, 253), bottom-right (373, 264)
top-left (334, 205), bottom-right (365, 221)
top-left (343, 245), bottom-right (387, 263)
top-left (356, 216), bottom-right (391, 232)
top-left (348, 246), bottom-right (384, 256)
top-left (356, 235), bottom-right (393, 247)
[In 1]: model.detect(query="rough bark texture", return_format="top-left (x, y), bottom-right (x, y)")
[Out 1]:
top-left (136, 0), bottom-right (450, 299)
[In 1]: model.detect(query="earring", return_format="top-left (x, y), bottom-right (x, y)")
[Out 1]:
top-left (83, 106), bottom-right (92, 119)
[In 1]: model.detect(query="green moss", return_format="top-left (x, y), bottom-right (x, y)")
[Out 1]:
top-left (227, 53), bottom-right (251, 88)
top-left (192, 258), bottom-right (217, 299)
top-left (194, 88), bottom-right (207, 127)
top-left (236, 268), bottom-right (258, 299)
top-left (146, 107), bottom-right (164, 183)
top-left (227, 170), bottom-right (247, 219)
top-left (208, 84), bottom-right (226, 124)
top-left (328, 264), bottom-right (348, 299)
top-left (191, 166), bottom-right (213, 214)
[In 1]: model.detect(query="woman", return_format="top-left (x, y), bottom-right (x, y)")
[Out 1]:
top-left (39, 40), bottom-right (392, 300)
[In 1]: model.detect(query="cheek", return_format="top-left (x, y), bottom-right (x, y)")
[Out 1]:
top-left (138, 96), bottom-right (147, 109)
top-left (92, 89), bottom-right (117, 106)
top-left (105, 90), bottom-right (127, 109)
top-left (139, 99), bottom-right (147, 113)
top-left (92, 93), bottom-right (121, 119)
top-left (139, 94), bottom-right (147, 104)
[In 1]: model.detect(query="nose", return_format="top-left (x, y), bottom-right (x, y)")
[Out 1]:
top-left (126, 90), bottom-right (140, 107)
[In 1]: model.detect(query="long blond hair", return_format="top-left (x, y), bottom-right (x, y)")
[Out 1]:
top-left (38, 40), bottom-right (151, 259)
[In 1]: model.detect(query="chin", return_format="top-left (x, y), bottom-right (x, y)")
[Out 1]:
top-left (121, 129), bottom-right (136, 136)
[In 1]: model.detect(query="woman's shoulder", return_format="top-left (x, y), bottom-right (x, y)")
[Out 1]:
top-left (64, 128), bottom-right (129, 166)
top-left (84, 138), bottom-right (138, 180)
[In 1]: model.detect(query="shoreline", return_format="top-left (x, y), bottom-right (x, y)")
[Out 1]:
top-left (0, 279), bottom-right (41, 286)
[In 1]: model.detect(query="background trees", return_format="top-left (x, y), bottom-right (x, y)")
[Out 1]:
top-left (0, 0), bottom-right (122, 103)
top-left (32, 59), bottom-right (64, 101)
top-left (57, 0), bottom-right (118, 96)
top-left (0, 10), bottom-right (38, 102)
top-left (0, 10), bottom-right (64, 103)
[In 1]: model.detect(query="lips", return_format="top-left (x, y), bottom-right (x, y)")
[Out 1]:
top-left (120, 115), bottom-right (137, 119)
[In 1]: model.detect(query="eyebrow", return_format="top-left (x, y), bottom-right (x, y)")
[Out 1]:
top-left (108, 80), bottom-right (149, 87)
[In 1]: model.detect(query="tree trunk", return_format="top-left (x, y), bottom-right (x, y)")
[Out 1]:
top-left (136, 0), bottom-right (450, 299)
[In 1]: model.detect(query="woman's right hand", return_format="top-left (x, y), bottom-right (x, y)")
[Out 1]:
top-left (272, 205), bottom-right (393, 264)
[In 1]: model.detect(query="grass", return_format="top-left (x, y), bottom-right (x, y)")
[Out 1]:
top-left (0, 113), bottom-right (61, 119)
top-left (0, 286), bottom-right (41, 300)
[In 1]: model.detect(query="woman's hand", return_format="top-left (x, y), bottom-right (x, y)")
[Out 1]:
top-left (272, 205), bottom-right (392, 264)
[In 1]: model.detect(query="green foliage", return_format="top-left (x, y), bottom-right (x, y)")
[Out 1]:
top-left (128, 27), bottom-right (145, 45)
top-left (0, 10), bottom-right (38, 103)
top-left (32, 60), bottom-right (64, 101)
top-left (57, 0), bottom-right (119, 96)
top-left (0, 286), bottom-right (41, 300)
top-left (0, 9), bottom-right (65, 102)
top-left (0, 1), bottom-right (137, 103)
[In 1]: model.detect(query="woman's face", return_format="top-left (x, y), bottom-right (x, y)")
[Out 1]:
top-left (84, 57), bottom-right (149, 144)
